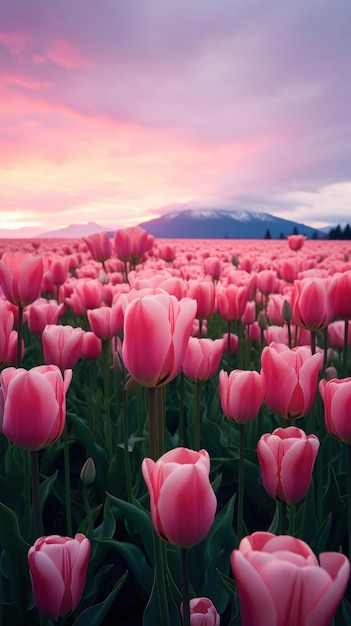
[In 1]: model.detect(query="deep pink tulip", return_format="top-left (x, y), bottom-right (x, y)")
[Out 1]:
top-left (28, 533), bottom-right (90, 620)
top-left (114, 226), bottom-right (149, 263)
top-left (327, 320), bottom-right (345, 350)
top-left (0, 365), bottom-right (72, 450)
top-left (27, 299), bottom-right (66, 336)
top-left (333, 271), bottom-right (351, 320)
top-left (241, 300), bottom-right (256, 325)
top-left (292, 277), bottom-right (335, 331)
top-left (219, 369), bottom-right (264, 424)
top-left (203, 256), bottom-right (222, 281)
top-left (222, 332), bottom-right (238, 353)
top-left (319, 377), bottom-right (351, 443)
top-left (42, 324), bottom-right (84, 371)
top-left (182, 337), bottom-right (224, 382)
top-left (287, 233), bottom-right (306, 251)
top-left (158, 243), bottom-right (176, 264)
top-left (0, 302), bottom-right (14, 366)
top-left (231, 532), bottom-right (349, 626)
top-left (87, 304), bottom-right (124, 340)
top-left (74, 279), bottom-right (103, 311)
top-left (80, 331), bottom-right (102, 360)
top-left (279, 257), bottom-right (301, 282)
top-left (83, 231), bottom-right (112, 263)
top-left (122, 293), bottom-right (196, 387)
top-left (142, 447), bottom-right (217, 547)
top-left (261, 342), bottom-right (323, 419)
top-left (257, 427), bottom-right (319, 503)
top-left (49, 258), bottom-right (69, 287)
top-left (216, 284), bottom-right (249, 322)
top-left (0, 252), bottom-right (43, 306)
top-left (187, 279), bottom-right (217, 320)
top-left (255, 270), bottom-right (278, 295)
top-left (180, 597), bottom-right (220, 626)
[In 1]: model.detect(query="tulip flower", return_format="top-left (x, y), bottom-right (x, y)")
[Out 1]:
top-left (42, 324), bottom-right (84, 371)
top-left (114, 226), bottom-right (149, 264)
top-left (80, 331), bottom-right (102, 360)
top-left (0, 365), bottom-right (72, 450)
top-left (87, 303), bottom-right (124, 339)
top-left (27, 299), bottom-right (66, 336)
top-left (187, 279), bottom-right (217, 321)
top-left (28, 533), bottom-right (90, 620)
top-left (142, 447), bottom-right (217, 547)
top-left (216, 284), bottom-right (248, 322)
top-left (261, 342), bottom-right (323, 420)
top-left (319, 377), bottom-right (351, 444)
top-left (180, 597), bottom-right (220, 626)
top-left (0, 301), bottom-right (14, 366)
top-left (0, 251), bottom-right (43, 307)
top-left (292, 277), bottom-right (335, 332)
top-left (231, 532), bottom-right (349, 626)
top-left (122, 293), bottom-right (197, 387)
top-left (182, 337), bottom-right (224, 382)
top-left (287, 233), bottom-right (306, 251)
top-left (74, 279), bottom-right (103, 311)
top-left (219, 369), bottom-right (264, 424)
top-left (257, 427), bottom-right (320, 503)
top-left (83, 231), bottom-right (112, 263)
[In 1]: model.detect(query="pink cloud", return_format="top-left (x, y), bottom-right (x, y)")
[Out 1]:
top-left (33, 38), bottom-right (92, 69)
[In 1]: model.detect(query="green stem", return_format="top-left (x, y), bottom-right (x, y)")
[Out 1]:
top-left (16, 305), bottom-right (24, 367)
top-left (122, 388), bottom-right (133, 502)
top-left (63, 422), bottom-right (72, 536)
top-left (30, 450), bottom-right (43, 538)
top-left (181, 547), bottom-right (190, 626)
top-left (287, 321), bottom-right (292, 350)
top-left (281, 500), bottom-right (288, 534)
top-left (156, 386), bottom-right (165, 458)
top-left (194, 381), bottom-right (201, 451)
top-left (148, 387), bottom-right (157, 461)
top-left (102, 339), bottom-right (113, 461)
top-left (82, 484), bottom-right (93, 540)
top-left (179, 372), bottom-right (185, 447)
top-left (310, 330), bottom-right (316, 355)
top-left (153, 532), bottom-right (170, 626)
top-left (288, 502), bottom-right (296, 537)
top-left (237, 423), bottom-right (245, 542)
top-left (227, 320), bottom-right (231, 372)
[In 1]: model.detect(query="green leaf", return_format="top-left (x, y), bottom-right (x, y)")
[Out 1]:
top-left (97, 538), bottom-right (153, 596)
top-left (0, 502), bottom-right (30, 606)
top-left (106, 492), bottom-right (154, 564)
top-left (73, 570), bottom-right (128, 626)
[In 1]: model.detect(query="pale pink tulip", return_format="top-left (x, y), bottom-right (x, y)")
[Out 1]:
top-left (0, 252), bottom-right (43, 306)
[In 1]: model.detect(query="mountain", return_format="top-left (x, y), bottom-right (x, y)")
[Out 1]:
top-left (38, 221), bottom-right (114, 239)
top-left (137, 209), bottom-right (324, 239)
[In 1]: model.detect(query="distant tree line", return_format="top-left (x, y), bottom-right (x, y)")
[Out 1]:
top-left (328, 224), bottom-right (351, 240)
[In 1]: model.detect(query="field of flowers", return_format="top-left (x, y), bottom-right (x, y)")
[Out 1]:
top-left (1, 228), bottom-right (351, 625)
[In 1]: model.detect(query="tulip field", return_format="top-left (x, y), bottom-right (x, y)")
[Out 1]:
top-left (1, 229), bottom-right (351, 625)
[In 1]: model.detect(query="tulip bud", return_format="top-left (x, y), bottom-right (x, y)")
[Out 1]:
top-left (282, 299), bottom-right (293, 323)
top-left (257, 310), bottom-right (267, 330)
top-left (80, 457), bottom-right (96, 485)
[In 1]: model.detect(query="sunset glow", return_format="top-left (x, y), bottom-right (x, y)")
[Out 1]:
top-left (0, 1), bottom-right (350, 237)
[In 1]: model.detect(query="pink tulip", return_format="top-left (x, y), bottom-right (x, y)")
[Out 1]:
top-left (219, 369), bottom-right (264, 424)
top-left (216, 284), bottom-right (249, 322)
top-left (0, 301), bottom-right (14, 366)
top-left (27, 299), bottom-right (66, 335)
top-left (122, 293), bottom-right (196, 387)
top-left (327, 320), bottom-right (345, 350)
top-left (83, 231), bottom-right (112, 263)
top-left (255, 270), bottom-right (278, 295)
top-left (319, 377), bottom-right (351, 443)
top-left (5, 330), bottom-right (25, 366)
top-left (187, 279), bottom-right (217, 320)
top-left (222, 332), bottom-right (239, 353)
top-left (231, 532), bottom-right (349, 626)
top-left (87, 304), bottom-right (124, 340)
top-left (0, 252), bottom-right (43, 306)
top-left (287, 233), bottom-right (306, 251)
top-left (42, 324), bottom-right (84, 371)
top-left (0, 365), bottom-right (72, 450)
top-left (241, 300), bottom-right (256, 325)
top-left (333, 271), bottom-right (351, 320)
top-left (261, 342), bottom-right (323, 419)
top-left (142, 447), bottom-right (216, 547)
top-left (28, 533), bottom-right (90, 620)
top-left (203, 256), bottom-right (222, 281)
top-left (49, 257), bottom-right (69, 287)
top-left (292, 277), bottom-right (335, 331)
top-left (74, 279), bottom-right (103, 311)
top-left (182, 337), bottom-right (224, 382)
top-left (257, 427), bottom-right (319, 503)
top-left (80, 331), bottom-right (102, 360)
top-left (180, 597), bottom-right (220, 626)
top-left (114, 226), bottom-right (149, 263)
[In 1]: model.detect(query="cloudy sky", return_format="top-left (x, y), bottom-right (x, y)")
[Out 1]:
top-left (1, 0), bottom-right (350, 235)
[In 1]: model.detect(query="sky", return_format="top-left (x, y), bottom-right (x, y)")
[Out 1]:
top-left (0, 0), bottom-right (351, 236)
